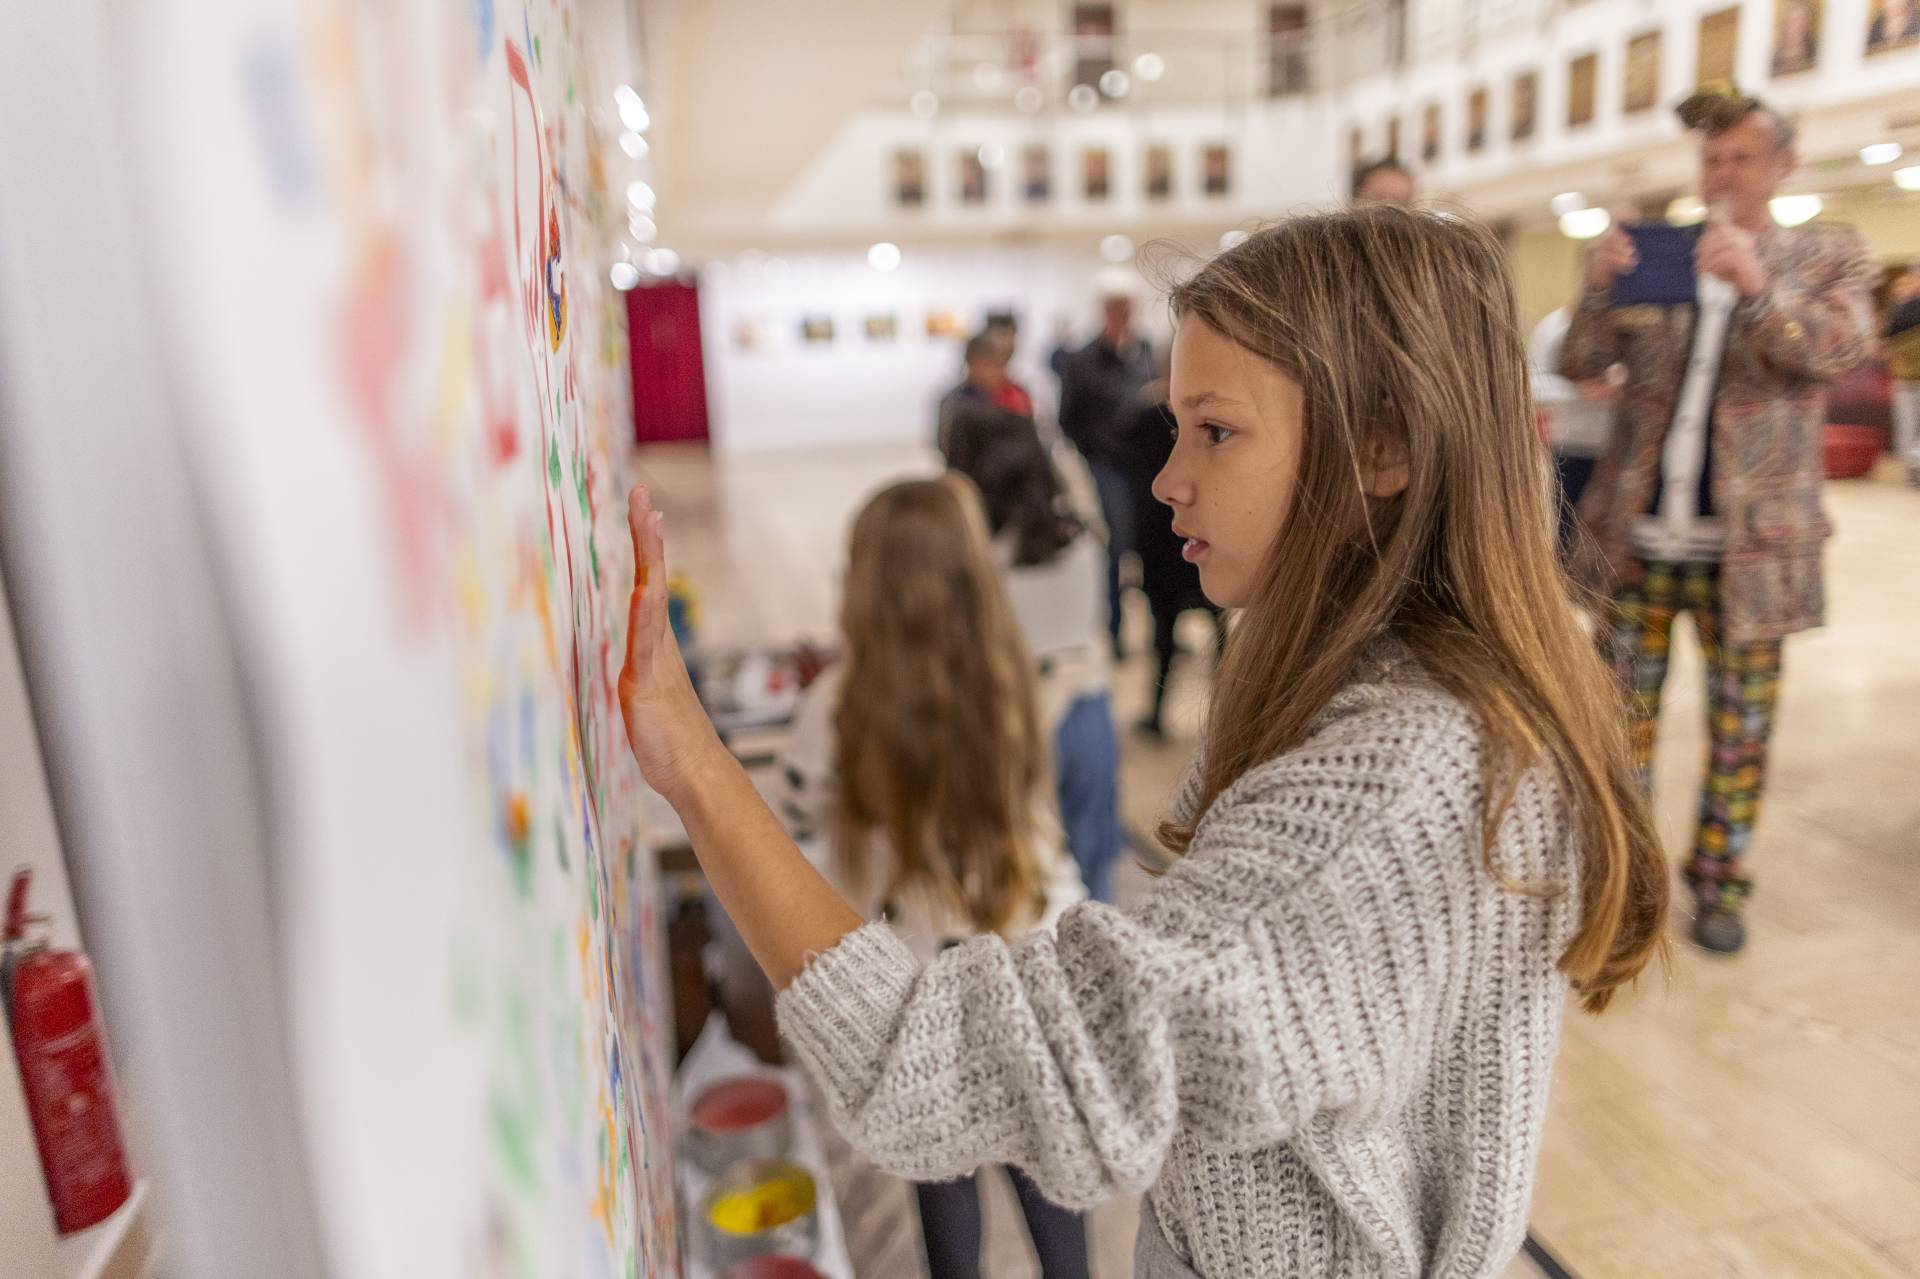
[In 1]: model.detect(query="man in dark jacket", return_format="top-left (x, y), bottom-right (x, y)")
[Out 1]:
top-left (1057, 291), bottom-right (1155, 655)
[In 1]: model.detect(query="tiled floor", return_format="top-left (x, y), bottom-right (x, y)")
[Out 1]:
top-left (637, 441), bottom-right (1920, 1279)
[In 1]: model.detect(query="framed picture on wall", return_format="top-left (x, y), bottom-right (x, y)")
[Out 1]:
top-left (1082, 146), bottom-right (1111, 200)
top-left (1773, 0), bottom-right (1822, 72)
top-left (799, 315), bottom-right (835, 345)
top-left (1624, 32), bottom-right (1662, 111)
top-left (925, 309), bottom-right (966, 340)
top-left (1697, 7), bottom-right (1741, 85)
top-left (1202, 144), bottom-right (1231, 196)
top-left (1422, 103), bottom-right (1441, 163)
top-left (1022, 144), bottom-right (1051, 202)
top-left (863, 313), bottom-right (899, 342)
top-left (1568, 52), bottom-right (1598, 128)
top-left (731, 317), bottom-right (771, 352)
top-left (1072, 3), bottom-right (1116, 87)
top-left (958, 150), bottom-right (988, 204)
top-left (1467, 86), bottom-right (1488, 151)
top-left (1144, 144), bottom-right (1173, 199)
top-left (892, 149), bottom-right (925, 207)
top-left (1865, 0), bottom-right (1919, 53)
top-left (1269, 4), bottom-right (1311, 95)
top-left (1511, 72), bottom-right (1538, 142)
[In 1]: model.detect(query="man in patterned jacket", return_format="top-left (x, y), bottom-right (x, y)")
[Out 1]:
top-left (1560, 87), bottom-right (1874, 954)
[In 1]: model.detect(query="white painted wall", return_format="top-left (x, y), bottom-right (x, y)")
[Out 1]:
top-left (697, 243), bottom-right (1180, 454)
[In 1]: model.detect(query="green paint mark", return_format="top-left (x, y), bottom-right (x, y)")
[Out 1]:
top-left (547, 435), bottom-right (562, 488)
top-left (489, 1095), bottom-right (539, 1190)
top-left (575, 460), bottom-right (589, 518)
top-left (533, 35), bottom-right (541, 65)
top-left (589, 867), bottom-right (600, 922)
top-left (510, 842), bottom-right (533, 900)
top-left (566, 80), bottom-right (575, 106)
top-left (589, 535), bottom-right (601, 588)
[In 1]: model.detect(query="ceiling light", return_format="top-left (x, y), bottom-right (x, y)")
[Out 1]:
top-left (620, 131), bottom-right (648, 159)
top-left (618, 98), bottom-right (649, 134)
top-left (1896, 164), bottom-right (1920, 191)
top-left (1015, 85), bottom-right (1044, 113)
top-left (610, 260), bottom-right (641, 290)
top-left (977, 142), bottom-right (1006, 169)
top-left (1219, 229), bottom-right (1249, 251)
top-left (643, 248), bottom-right (680, 276)
top-left (1098, 69), bottom-right (1132, 98)
top-left (910, 90), bottom-right (939, 119)
top-left (1860, 142), bottom-right (1904, 166)
top-left (867, 242), bottom-right (902, 272)
top-left (626, 181), bottom-right (655, 212)
top-left (1134, 52), bottom-right (1166, 82)
top-left (628, 214), bottom-right (657, 243)
top-left (1549, 191), bottom-right (1587, 216)
top-left (1100, 234), bottom-right (1134, 263)
top-left (1768, 194), bottom-right (1822, 227)
top-left (1068, 84), bottom-right (1099, 113)
top-left (614, 85), bottom-right (640, 108)
top-left (1558, 207), bottom-right (1611, 240)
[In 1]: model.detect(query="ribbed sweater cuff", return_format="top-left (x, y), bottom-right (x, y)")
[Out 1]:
top-left (775, 921), bottom-right (922, 1106)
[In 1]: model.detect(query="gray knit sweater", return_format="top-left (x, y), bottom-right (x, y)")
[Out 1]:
top-left (775, 644), bottom-right (1579, 1277)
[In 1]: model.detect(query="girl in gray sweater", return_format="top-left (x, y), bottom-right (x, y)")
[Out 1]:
top-left (615, 208), bottom-right (1669, 1277)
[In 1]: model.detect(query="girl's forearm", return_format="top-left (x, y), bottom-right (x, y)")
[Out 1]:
top-left (668, 746), bottom-right (866, 990)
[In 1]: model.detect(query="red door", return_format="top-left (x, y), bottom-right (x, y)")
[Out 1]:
top-left (626, 279), bottom-right (710, 445)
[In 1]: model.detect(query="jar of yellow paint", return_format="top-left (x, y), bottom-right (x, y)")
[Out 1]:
top-left (699, 1158), bottom-right (820, 1268)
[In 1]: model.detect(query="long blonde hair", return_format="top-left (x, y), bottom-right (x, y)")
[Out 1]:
top-left (1159, 208), bottom-right (1667, 1012)
top-left (833, 476), bottom-right (1051, 936)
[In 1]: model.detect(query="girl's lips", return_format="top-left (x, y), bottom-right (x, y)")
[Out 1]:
top-left (1181, 537), bottom-right (1210, 563)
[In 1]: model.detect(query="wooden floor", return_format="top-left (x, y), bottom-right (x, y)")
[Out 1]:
top-left (637, 441), bottom-right (1920, 1279)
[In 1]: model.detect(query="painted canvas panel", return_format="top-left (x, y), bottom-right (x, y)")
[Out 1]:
top-left (112, 1), bottom-right (681, 1276)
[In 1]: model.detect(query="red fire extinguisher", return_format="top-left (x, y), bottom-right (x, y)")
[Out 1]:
top-left (5, 866), bottom-right (132, 1234)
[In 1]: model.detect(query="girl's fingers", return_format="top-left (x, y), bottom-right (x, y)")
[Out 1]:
top-left (624, 485), bottom-right (664, 674)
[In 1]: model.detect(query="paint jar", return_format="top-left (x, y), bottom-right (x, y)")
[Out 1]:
top-left (700, 1158), bottom-right (819, 1269)
top-left (685, 1075), bottom-right (790, 1175)
top-left (716, 1256), bottom-right (828, 1279)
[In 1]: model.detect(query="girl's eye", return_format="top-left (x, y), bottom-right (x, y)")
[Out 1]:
top-left (1203, 423), bottom-right (1233, 446)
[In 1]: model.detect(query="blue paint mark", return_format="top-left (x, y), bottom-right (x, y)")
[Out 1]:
top-left (471, 0), bottom-right (496, 61)
top-left (240, 38), bottom-right (317, 206)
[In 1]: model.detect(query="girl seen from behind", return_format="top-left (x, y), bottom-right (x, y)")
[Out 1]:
top-left (618, 208), bottom-right (1668, 1277)
top-left (772, 476), bottom-right (1090, 1279)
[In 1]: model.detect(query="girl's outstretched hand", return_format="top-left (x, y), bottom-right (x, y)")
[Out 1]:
top-left (617, 485), bottom-right (724, 803)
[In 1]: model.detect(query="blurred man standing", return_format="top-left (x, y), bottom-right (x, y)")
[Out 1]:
top-left (1058, 288), bottom-right (1155, 657)
top-left (1885, 263), bottom-right (1920, 486)
top-left (1561, 88), bottom-right (1874, 953)
top-left (1351, 157), bottom-right (1415, 207)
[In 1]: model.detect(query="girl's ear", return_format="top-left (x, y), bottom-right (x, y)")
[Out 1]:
top-left (1362, 430), bottom-right (1410, 499)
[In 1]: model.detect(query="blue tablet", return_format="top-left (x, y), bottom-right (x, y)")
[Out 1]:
top-left (1611, 224), bottom-right (1701, 306)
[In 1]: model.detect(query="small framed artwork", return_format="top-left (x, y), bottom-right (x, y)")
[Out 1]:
top-left (863, 313), bottom-right (898, 342)
top-left (1773, 0), bottom-right (1822, 72)
top-left (1467, 86), bottom-right (1489, 152)
top-left (1697, 7), bottom-right (1740, 85)
top-left (1421, 104), bottom-right (1441, 163)
top-left (1082, 146), bottom-right (1111, 201)
top-left (1864, 0), bottom-right (1916, 54)
top-left (958, 150), bottom-right (988, 204)
top-left (1144, 144), bottom-right (1173, 200)
top-left (1072, 3), bottom-right (1117, 89)
top-left (731, 317), bottom-right (770, 352)
top-left (1022, 145), bottom-right (1051, 202)
top-left (1202, 144), bottom-right (1231, 197)
top-left (925, 308), bottom-right (967, 340)
top-left (1511, 72), bottom-right (1538, 143)
top-left (799, 315), bottom-right (835, 345)
top-left (892, 149), bottom-right (925, 207)
top-left (1269, 4), bottom-right (1310, 95)
top-left (1624, 32), bottom-right (1662, 112)
top-left (1568, 51), bottom-right (1598, 129)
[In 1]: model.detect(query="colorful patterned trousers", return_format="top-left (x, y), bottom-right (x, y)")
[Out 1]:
top-left (1609, 560), bottom-right (1784, 911)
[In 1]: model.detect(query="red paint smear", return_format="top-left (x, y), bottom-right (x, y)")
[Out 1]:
top-left (690, 1078), bottom-right (788, 1133)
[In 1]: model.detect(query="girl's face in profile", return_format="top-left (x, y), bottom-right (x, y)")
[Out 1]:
top-left (1153, 319), bottom-right (1306, 609)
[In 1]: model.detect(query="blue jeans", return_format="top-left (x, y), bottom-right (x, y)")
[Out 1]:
top-left (1054, 692), bottom-right (1122, 903)
top-left (1087, 463), bottom-right (1136, 647)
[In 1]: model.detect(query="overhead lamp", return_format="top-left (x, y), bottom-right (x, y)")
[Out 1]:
top-left (1098, 69), bottom-right (1132, 98)
top-left (1134, 52), bottom-right (1166, 82)
top-left (1015, 85), bottom-right (1044, 113)
top-left (1100, 234), bottom-right (1134, 263)
top-left (610, 260), bottom-right (641, 290)
top-left (1768, 194), bottom-right (1822, 226)
top-left (1219, 229), bottom-right (1249, 251)
top-left (910, 90), bottom-right (939, 119)
top-left (1860, 142), bottom-right (1904, 166)
top-left (1895, 164), bottom-right (1920, 191)
top-left (620, 131), bottom-right (648, 159)
top-left (618, 98), bottom-right (649, 134)
top-left (867, 242), bottom-right (902, 272)
top-left (627, 181), bottom-right (656, 212)
top-left (1549, 191), bottom-right (1587, 216)
top-left (1068, 84), bottom-right (1099, 113)
top-left (1666, 197), bottom-right (1706, 226)
top-left (1558, 207), bottom-right (1611, 240)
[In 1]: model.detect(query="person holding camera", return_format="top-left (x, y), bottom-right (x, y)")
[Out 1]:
top-left (1560, 87), bottom-right (1875, 954)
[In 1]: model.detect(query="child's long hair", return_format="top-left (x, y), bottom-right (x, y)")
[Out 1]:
top-left (833, 475), bottom-right (1051, 935)
top-left (1158, 208), bottom-right (1667, 1012)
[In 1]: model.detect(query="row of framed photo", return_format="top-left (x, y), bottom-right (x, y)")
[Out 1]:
top-left (890, 141), bottom-right (1233, 208)
top-left (731, 308), bottom-right (977, 352)
top-left (1357, 0), bottom-right (1917, 171)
